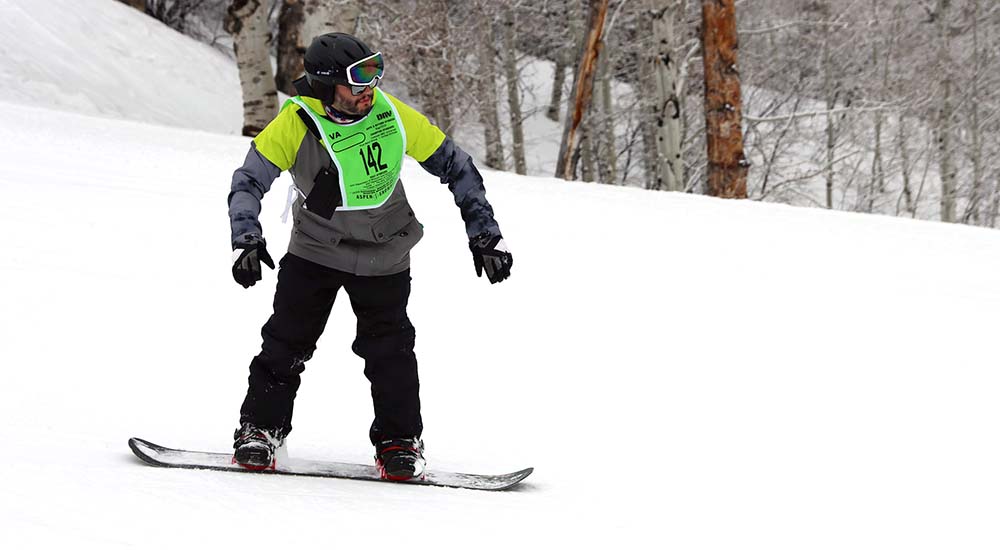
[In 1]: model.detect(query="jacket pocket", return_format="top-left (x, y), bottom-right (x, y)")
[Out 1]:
top-left (294, 211), bottom-right (341, 246)
top-left (370, 206), bottom-right (415, 243)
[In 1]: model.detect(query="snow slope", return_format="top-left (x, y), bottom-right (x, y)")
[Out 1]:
top-left (0, 0), bottom-right (241, 133)
top-left (3, 2), bottom-right (1000, 549)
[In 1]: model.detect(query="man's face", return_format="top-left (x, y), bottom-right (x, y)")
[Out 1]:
top-left (329, 84), bottom-right (374, 115)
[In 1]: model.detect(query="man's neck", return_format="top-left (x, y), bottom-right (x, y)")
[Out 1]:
top-left (324, 104), bottom-right (366, 124)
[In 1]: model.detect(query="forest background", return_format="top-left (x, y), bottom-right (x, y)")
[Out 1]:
top-left (118, 0), bottom-right (1000, 228)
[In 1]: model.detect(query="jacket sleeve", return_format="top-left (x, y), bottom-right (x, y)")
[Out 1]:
top-left (228, 142), bottom-right (282, 246)
top-left (419, 137), bottom-right (501, 240)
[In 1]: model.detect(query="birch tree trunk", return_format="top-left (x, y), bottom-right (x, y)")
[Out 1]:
top-left (477, 19), bottom-right (505, 170)
top-left (963, 0), bottom-right (983, 224)
top-left (598, 53), bottom-right (617, 184)
top-left (897, 115), bottom-right (914, 216)
top-left (275, 0), bottom-right (360, 97)
top-left (700, 0), bottom-right (747, 198)
top-left (503, 7), bottom-right (527, 175)
top-left (302, 0), bottom-right (358, 42)
top-left (935, 0), bottom-right (956, 223)
top-left (637, 10), bottom-right (658, 189)
top-left (547, 62), bottom-right (567, 121)
top-left (225, 0), bottom-right (277, 137)
top-left (866, 1), bottom-right (889, 213)
top-left (581, 120), bottom-right (595, 182)
top-left (820, 15), bottom-right (838, 210)
top-left (276, 0), bottom-right (305, 96)
top-left (556, 0), bottom-right (610, 180)
top-left (652, 1), bottom-right (684, 192)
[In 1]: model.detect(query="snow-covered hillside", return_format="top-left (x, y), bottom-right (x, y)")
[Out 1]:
top-left (3, 2), bottom-right (1000, 549)
top-left (0, 0), bottom-right (242, 133)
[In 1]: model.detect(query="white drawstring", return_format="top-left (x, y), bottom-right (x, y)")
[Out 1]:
top-left (281, 183), bottom-right (307, 223)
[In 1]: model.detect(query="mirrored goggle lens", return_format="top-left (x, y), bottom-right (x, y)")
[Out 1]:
top-left (350, 75), bottom-right (380, 96)
top-left (348, 52), bottom-right (384, 86)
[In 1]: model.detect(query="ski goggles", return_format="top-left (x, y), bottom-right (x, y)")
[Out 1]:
top-left (346, 52), bottom-right (384, 95)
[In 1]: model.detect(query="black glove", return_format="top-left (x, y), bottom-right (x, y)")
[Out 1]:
top-left (469, 232), bottom-right (512, 284)
top-left (232, 234), bottom-right (275, 288)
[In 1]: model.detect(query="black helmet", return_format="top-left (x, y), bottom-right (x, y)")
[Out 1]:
top-left (303, 33), bottom-right (383, 103)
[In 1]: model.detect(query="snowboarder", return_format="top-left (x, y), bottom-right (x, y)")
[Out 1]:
top-left (227, 33), bottom-right (512, 481)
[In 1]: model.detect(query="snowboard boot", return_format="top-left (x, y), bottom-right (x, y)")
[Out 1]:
top-left (375, 438), bottom-right (426, 481)
top-left (233, 423), bottom-right (284, 470)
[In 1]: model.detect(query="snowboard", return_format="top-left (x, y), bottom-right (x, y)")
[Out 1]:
top-left (128, 437), bottom-right (533, 491)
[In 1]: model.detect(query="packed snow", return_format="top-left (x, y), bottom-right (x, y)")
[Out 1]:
top-left (2, 1), bottom-right (1000, 549)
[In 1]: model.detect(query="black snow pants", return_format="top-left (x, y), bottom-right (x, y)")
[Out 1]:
top-left (239, 253), bottom-right (421, 445)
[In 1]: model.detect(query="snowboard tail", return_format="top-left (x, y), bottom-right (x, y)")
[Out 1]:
top-left (128, 437), bottom-right (532, 491)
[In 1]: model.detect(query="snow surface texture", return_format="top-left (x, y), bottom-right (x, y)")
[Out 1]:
top-left (3, 1), bottom-right (1000, 549)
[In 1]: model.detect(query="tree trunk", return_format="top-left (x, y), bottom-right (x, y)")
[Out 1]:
top-left (503, 7), bottom-right (527, 175)
top-left (226, 0), bottom-right (277, 137)
top-left (581, 120), bottom-right (595, 182)
top-left (963, 0), bottom-right (982, 224)
top-left (867, 0), bottom-right (888, 213)
top-left (598, 52), bottom-right (617, 185)
top-left (652, 1), bottom-right (684, 192)
top-left (118, 0), bottom-right (145, 10)
top-left (477, 19), bottom-right (505, 170)
top-left (276, 0), bottom-right (305, 96)
top-left (935, 0), bottom-right (956, 223)
top-left (897, 115), bottom-right (914, 216)
top-left (302, 0), bottom-right (358, 42)
top-left (282, 0), bottom-right (359, 96)
top-left (547, 62), bottom-right (567, 122)
top-left (556, 0), bottom-right (610, 181)
top-left (638, 10), bottom-right (657, 189)
top-left (700, 0), bottom-right (747, 198)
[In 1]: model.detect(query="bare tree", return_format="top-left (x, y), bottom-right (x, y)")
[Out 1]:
top-left (651, 0), bottom-right (684, 191)
top-left (557, 0), bottom-right (610, 180)
top-left (934, 0), bottom-right (957, 222)
top-left (276, 0), bottom-right (360, 97)
top-left (225, 0), bottom-right (277, 136)
top-left (701, 0), bottom-right (747, 198)
top-left (276, 0), bottom-right (305, 96)
top-left (477, 15), bottom-right (505, 170)
top-left (302, 0), bottom-right (359, 40)
top-left (502, 6), bottom-right (527, 175)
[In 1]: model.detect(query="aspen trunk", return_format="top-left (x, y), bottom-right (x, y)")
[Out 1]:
top-left (556, 0), bottom-right (610, 181)
top-left (637, 10), bottom-right (657, 189)
top-left (598, 53), bottom-right (617, 185)
top-left (652, 1), bottom-right (684, 192)
top-left (278, 0), bottom-right (358, 98)
top-left (477, 20), bottom-right (505, 170)
top-left (503, 7), bottom-right (527, 175)
top-left (302, 0), bottom-right (358, 41)
top-left (963, 0), bottom-right (982, 224)
top-left (276, 0), bottom-right (305, 96)
top-left (935, 0), bottom-right (956, 223)
top-left (867, 0), bottom-right (887, 213)
top-left (821, 21), bottom-right (837, 209)
top-left (226, 0), bottom-right (277, 137)
top-left (581, 119), bottom-right (595, 182)
top-left (700, 0), bottom-right (747, 198)
top-left (547, 62), bottom-right (567, 122)
top-left (897, 115), bottom-right (914, 216)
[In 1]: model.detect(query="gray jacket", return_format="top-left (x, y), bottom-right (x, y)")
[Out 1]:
top-left (228, 118), bottom-right (500, 276)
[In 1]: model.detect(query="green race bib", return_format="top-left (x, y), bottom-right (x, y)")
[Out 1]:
top-left (289, 89), bottom-right (405, 210)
